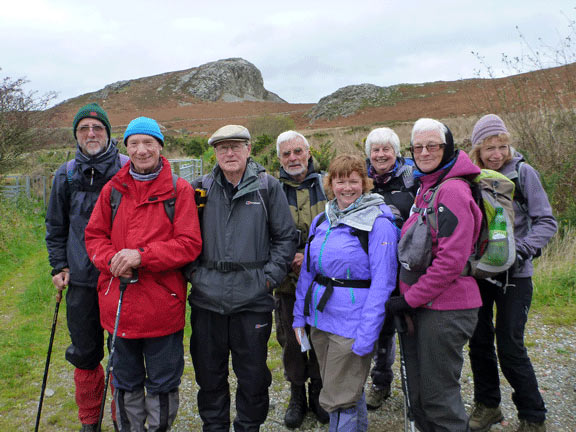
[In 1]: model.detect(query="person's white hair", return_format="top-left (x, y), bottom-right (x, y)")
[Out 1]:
top-left (276, 130), bottom-right (310, 156)
top-left (364, 127), bottom-right (401, 157)
top-left (410, 118), bottom-right (447, 144)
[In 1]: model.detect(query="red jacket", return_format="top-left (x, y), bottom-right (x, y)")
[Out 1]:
top-left (85, 157), bottom-right (202, 338)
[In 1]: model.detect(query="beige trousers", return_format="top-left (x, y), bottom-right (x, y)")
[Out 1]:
top-left (310, 328), bottom-right (372, 412)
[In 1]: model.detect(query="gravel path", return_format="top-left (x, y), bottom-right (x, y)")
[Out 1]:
top-left (172, 312), bottom-right (575, 431)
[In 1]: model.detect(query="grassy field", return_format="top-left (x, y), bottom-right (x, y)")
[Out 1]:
top-left (0, 198), bottom-right (574, 431)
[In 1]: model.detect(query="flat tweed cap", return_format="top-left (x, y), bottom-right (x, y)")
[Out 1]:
top-left (208, 125), bottom-right (251, 146)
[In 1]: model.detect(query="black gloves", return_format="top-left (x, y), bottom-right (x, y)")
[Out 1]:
top-left (385, 295), bottom-right (413, 316)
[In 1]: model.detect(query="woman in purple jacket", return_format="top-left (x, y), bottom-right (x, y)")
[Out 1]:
top-left (467, 114), bottom-right (557, 432)
top-left (293, 154), bottom-right (399, 431)
top-left (386, 118), bottom-right (483, 431)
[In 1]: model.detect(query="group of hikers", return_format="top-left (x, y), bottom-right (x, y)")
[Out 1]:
top-left (44, 102), bottom-right (556, 432)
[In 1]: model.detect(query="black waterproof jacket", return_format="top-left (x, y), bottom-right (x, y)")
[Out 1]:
top-left (45, 139), bottom-right (126, 287)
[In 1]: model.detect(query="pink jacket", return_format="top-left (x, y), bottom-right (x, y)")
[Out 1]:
top-left (400, 151), bottom-right (483, 311)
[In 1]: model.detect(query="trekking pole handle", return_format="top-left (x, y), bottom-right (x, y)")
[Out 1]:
top-left (394, 314), bottom-right (407, 334)
top-left (118, 269), bottom-right (139, 291)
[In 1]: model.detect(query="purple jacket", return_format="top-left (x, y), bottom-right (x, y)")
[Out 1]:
top-left (501, 152), bottom-right (557, 277)
top-left (400, 151), bottom-right (483, 311)
top-left (293, 202), bottom-right (399, 356)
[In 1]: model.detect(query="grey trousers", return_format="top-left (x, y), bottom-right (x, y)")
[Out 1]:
top-left (402, 308), bottom-right (478, 432)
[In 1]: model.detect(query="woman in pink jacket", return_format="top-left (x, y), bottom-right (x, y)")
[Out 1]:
top-left (386, 118), bottom-right (483, 431)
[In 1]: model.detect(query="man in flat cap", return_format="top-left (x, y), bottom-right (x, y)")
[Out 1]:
top-left (189, 124), bottom-right (296, 431)
top-left (45, 103), bottom-right (128, 431)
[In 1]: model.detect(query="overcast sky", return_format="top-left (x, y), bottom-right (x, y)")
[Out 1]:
top-left (2, 1), bottom-right (574, 106)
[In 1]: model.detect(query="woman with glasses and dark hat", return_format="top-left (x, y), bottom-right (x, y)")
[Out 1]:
top-left (385, 118), bottom-right (483, 431)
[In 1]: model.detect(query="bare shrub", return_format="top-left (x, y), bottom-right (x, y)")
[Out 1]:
top-left (469, 17), bottom-right (576, 223)
top-left (0, 70), bottom-right (56, 175)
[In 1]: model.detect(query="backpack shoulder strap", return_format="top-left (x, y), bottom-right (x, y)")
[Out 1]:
top-left (111, 173), bottom-right (179, 226)
top-left (66, 159), bottom-right (76, 183)
top-left (110, 186), bottom-right (122, 225)
top-left (317, 172), bottom-right (326, 198)
top-left (423, 177), bottom-right (470, 231)
top-left (350, 228), bottom-right (369, 255)
top-left (163, 173), bottom-right (178, 223)
top-left (306, 212), bottom-right (327, 273)
top-left (512, 161), bottom-right (528, 213)
top-left (201, 173), bottom-right (214, 194)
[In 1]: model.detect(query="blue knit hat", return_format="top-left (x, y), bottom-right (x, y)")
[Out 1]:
top-left (123, 117), bottom-right (164, 146)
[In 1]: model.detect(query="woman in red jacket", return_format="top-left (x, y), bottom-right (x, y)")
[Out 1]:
top-left (85, 117), bottom-right (202, 431)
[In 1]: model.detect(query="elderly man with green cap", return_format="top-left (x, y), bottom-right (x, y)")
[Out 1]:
top-left (189, 124), bottom-right (296, 431)
top-left (45, 103), bottom-right (128, 431)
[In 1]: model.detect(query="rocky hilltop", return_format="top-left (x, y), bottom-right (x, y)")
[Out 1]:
top-left (307, 83), bottom-right (401, 122)
top-left (69, 58), bottom-right (285, 106)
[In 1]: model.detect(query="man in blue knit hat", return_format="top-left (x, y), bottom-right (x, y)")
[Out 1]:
top-left (85, 117), bottom-right (202, 432)
top-left (46, 103), bottom-right (128, 431)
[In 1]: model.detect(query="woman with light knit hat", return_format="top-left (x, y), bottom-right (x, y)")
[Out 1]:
top-left (467, 114), bottom-right (557, 432)
top-left (85, 117), bottom-right (202, 431)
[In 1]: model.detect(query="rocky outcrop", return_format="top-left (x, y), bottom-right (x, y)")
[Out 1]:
top-left (161, 58), bottom-right (285, 102)
top-left (307, 83), bottom-right (400, 121)
top-left (70, 58), bottom-right (285, 106)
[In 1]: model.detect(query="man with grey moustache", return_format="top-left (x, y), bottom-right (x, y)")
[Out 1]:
top-left (274, 131), bottom-right (329, 428)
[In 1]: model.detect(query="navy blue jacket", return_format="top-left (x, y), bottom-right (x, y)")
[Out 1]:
top-left (45, 139), bottom-right (126, 287)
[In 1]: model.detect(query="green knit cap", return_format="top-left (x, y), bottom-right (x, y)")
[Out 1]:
top-left (72, 103), bottom-right (111, 139)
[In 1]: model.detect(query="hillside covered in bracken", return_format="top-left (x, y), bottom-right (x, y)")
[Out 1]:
top-left (45, 58), bottom-right (576, 139)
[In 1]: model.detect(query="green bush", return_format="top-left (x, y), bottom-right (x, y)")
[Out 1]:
top-left (246, 115), bottom-right (295, 139)
top-left (311, 140), bottom-right (337, 171)
top-left (164, 135), bottom-right (209, 158)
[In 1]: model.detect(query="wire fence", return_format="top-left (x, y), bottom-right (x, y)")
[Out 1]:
top-left (0, 158), bottom-right (203, 207)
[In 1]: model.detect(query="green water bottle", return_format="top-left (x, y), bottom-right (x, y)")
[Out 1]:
top-left (486, 207), bottom-right (508, 266)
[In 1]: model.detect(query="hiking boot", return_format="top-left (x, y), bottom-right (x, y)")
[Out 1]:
top-left (308, 379), bottom-right (329, 424)
top-left (366, 384), bottom-right (391, 410)
top-left (284, 384), bottom-right (307, 428)
top-left (515, 419), bottom-right (546, 432)
top-left (469, 403), bottom-right (504, 431)
top-left (79, 424), bottom-right (97, 432)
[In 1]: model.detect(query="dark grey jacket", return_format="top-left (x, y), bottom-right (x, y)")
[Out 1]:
top-left (190, 158), bottom-right (296, 314)
top-left (45, 139), bottom-right (125, 287)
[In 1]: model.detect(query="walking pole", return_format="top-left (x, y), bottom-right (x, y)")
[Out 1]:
top-left (394, 314), bottom-right (416, 432)
top-left (97, 270), bottom-right (138, 432)
top-left (34, 287), bottom-right (64, 432)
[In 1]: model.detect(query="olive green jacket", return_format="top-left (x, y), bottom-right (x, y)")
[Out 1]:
top-left (276, 158), bottom-right (327, 295)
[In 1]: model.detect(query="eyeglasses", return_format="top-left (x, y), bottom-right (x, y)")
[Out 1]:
top-left (411, 142), bottom-right (445, 154)
top-left (77, 125), bottom-right (105, 134)
top-left (281, 148), bottom-right (305, 158)
top-left (215, 142), bottom-right (246, 154)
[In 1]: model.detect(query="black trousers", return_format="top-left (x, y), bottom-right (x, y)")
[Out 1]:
top-left (370, 311), bottom-right (396, 388)
top-left (469, 277), bottom-right (547, 423)
top-left (190, 307), bottom-right (272, 432)
top-left (274, 292), bottom-right (321, 385)
top-left (65, 283), bottom-right (104, 370)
